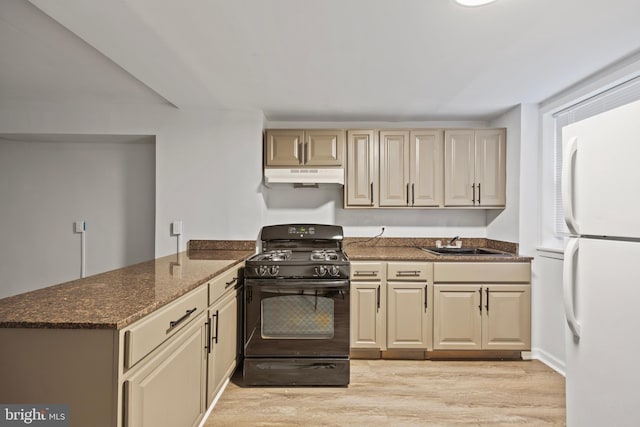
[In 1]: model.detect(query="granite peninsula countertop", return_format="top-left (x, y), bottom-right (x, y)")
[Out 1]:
top-left (0, 237), bottom-right (531, 330)
top-left (0, 241), bottom-right (255, 330)
top-left (344, 237), bottom-right (533, 262)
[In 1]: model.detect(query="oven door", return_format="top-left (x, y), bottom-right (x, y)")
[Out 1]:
top-left (244, 279), bottom-right (350, 358)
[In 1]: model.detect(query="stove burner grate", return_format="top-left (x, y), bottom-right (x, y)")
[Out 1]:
top-left (310, 249), bottom-right (339, 262)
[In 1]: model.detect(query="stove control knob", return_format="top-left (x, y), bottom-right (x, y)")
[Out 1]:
top-left (256, 266), bottom-right (268, 276)
top-left (315, 266), bottom-right (327, 277)
top-left (269, 265), bottom-right (279, 276)
top-left (329, 266), bottom-right (340, 277)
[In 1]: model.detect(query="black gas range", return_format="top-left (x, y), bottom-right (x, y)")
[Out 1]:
top-left (243, 224), bottom-right (350, 386)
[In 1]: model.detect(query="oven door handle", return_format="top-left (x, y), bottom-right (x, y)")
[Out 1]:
top-left (245, 279), bottom-right (349, 290)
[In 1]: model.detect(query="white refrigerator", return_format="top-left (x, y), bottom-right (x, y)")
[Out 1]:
top-left (562, 99), bottom-right (640, 427)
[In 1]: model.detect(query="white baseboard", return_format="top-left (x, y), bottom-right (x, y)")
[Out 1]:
top-left (531, 347), bottom-right (566, 377)
top-left (198, 377), bottom-right (230, 427)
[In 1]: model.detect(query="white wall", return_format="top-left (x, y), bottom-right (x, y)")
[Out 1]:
top-left (0, 135), bottom-right (155, 298)
top-left (0, 104), bottom-right (266, 261)
top-left (487, 106), bottom-right (522, 243)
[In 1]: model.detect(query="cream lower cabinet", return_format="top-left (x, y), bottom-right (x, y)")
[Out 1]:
top-left (350, 262), bottom-right (386, 349)
top-left (433, 263), bottom-right (531, 351)
top-left (350, 261), bottom-right (433, 352)
top-left (124, 313), bottom-right (207, 427)
top-left (386, 262), bottom-right (433, 350)
top-left (206, 290), bottom-right (238, 404)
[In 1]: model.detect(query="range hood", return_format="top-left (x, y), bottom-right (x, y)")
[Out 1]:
top-left (264, 167), bottom-right (344, 185)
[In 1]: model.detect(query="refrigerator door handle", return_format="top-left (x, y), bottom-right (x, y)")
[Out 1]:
top-left (563, 238), bottom-right (581, 339)
top-left (562, 136), bottom-right (580, 235)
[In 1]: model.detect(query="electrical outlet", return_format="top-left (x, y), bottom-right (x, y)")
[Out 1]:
top-left (171, 221), bottom-right (183, 236)
top-left (74, 221), bottom-right (86, 233)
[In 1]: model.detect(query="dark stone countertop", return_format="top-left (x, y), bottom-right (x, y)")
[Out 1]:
top-left (0, 242), bottom-right (255, 330)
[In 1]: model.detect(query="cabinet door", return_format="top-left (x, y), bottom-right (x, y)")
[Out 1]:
top-left (304, 130), bottom-right (344, 166)
top-left (265, 130), bottom-right (304, 166)
top-left (387, 282), bottom-right (430, 350)
top-left (433, 284), bottom-right (482, 350)
top-left (125, 315), bottom-right (206, 427)
top-left (475, 129), bottom-right (506, 206)
top-left (379, 130), bottom-right (410, 206)
top-left (350, 281), bottom-right (386, 350)
top-left (346, 130), bottom-right (377, 207)
top-left (207, 290), bottom-right (238, 405)
top-left (410, 130), bottom-right (443, 207)
top-left (444, 130), bottom-right (475, 206)
top-left (482, 285), bottom-right (530, 350)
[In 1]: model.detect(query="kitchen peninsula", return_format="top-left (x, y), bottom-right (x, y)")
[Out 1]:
top-left (0, 237), bottom-right (531, 427)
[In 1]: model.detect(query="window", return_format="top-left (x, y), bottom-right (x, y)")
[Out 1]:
top-left (552, 75), bottom-right (640, 236)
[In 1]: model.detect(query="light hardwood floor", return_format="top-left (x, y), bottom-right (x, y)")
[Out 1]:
top-left (205, 360), bottom-right (565, 426)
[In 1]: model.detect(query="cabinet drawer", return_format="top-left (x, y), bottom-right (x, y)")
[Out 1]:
top-left (350, 262), bottom-right (384, 280)
top-left (125, 286), bottom-right (207, 369)
top-left (387, 262), bottom-right (432, 281)
top-left (209, 264), bottom-right (243, 305)
top-left (434, 262), bottom-right (531, 283)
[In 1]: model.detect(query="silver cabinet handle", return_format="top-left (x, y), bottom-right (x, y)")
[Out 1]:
top-left (354, 271), bottom-right (378, 277)
top-left (472, 183), bottom-right (476, 205)
top-left (478, 182), bottom-right (482, 205)
top-left (396, 271), bottom-right (420, 277)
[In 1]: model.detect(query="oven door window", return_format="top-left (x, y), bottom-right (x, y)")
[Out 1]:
top-left (261, 294), bottom-right (334, 339)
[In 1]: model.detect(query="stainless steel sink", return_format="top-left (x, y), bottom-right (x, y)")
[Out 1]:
top-left (420, 247), bottom-right (513, 256)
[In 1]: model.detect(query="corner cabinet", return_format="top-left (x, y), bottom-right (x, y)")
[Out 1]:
top-left (444, 129), bottom-right (506, 207)
top-left (206, 265), bottom-right (242, 405)
top-left (124, 313), bottom-right (207, 427)
top-left (433, 262), bottom-right (531, 351)
top-left (265, 129), bottom-right (345, 167)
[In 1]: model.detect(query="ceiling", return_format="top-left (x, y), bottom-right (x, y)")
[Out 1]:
top-left (3, 0), bottom-right (640, 121)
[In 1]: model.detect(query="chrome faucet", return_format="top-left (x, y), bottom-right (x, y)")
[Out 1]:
top-left (448, 236), bottom-right (460, 247)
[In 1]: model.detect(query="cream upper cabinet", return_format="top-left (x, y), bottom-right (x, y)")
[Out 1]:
top-left (386, 262), bottom-right (433, 350)
top-left (345, 130), bottom-right (378, 207)
top-left (265, 129), bottom-right (344, 167)
top-left (379, 130), bottom-right (410, 206)
top-left (379, 129), bottom-right (443, 207)
top-left (265, 130), bottom-right (304, 166)
top-left (444, 129), bottom-right (506, 207)
top-left (411, 130), bottom-right (444, 207)
top-left (444, 130), bottom-right (475, 206)
top-left (433, 262), bottom-right (531, 351)
top-left (350, 262), bottom-right (386, 349)
top-left (475, 129), bottom-right (506, 207)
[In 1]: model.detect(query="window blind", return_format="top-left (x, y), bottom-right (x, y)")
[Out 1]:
top-left (553, 75), bottom-right (640, 235)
